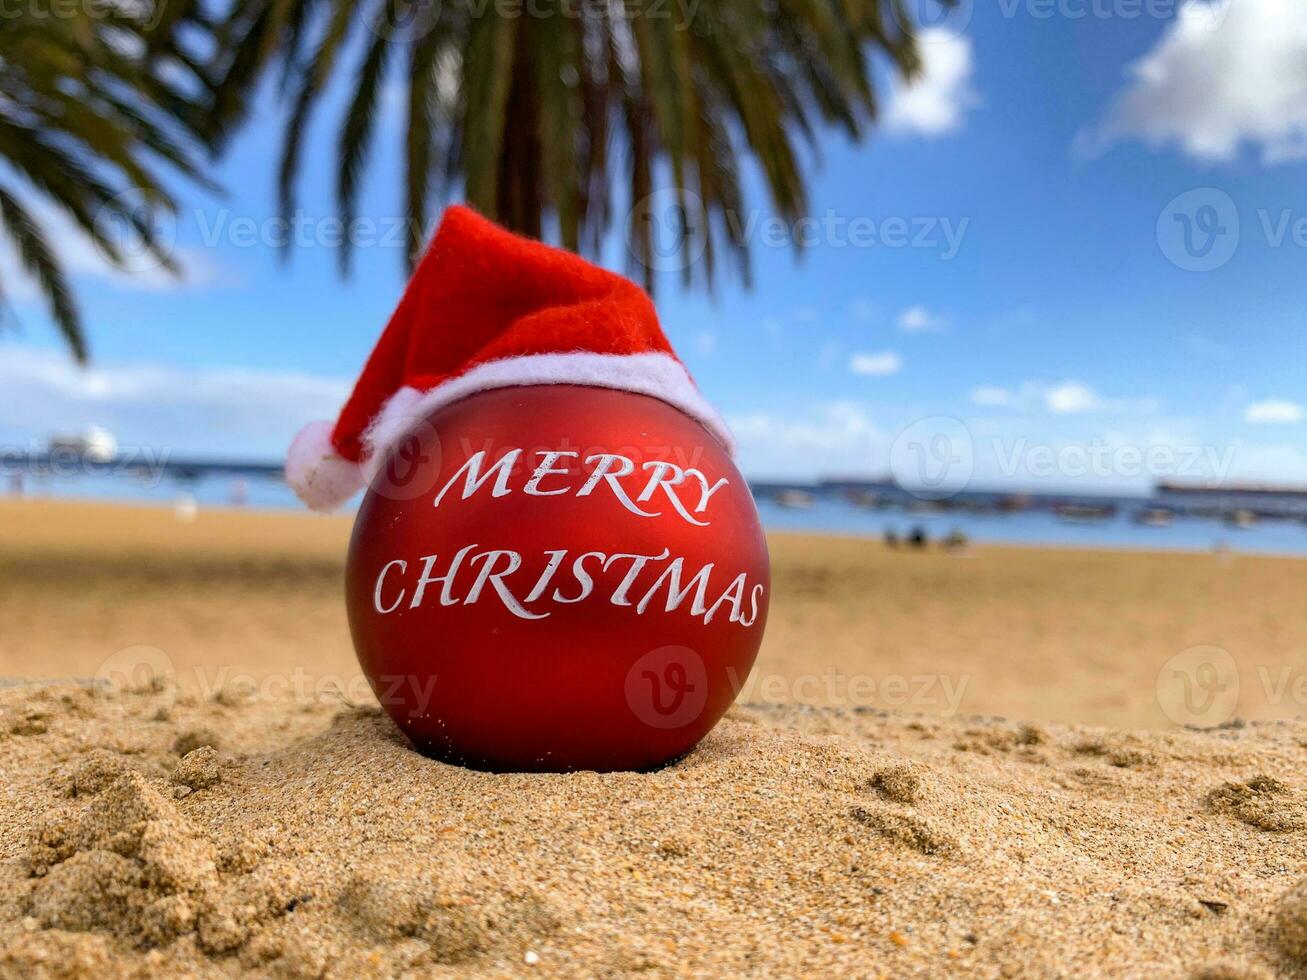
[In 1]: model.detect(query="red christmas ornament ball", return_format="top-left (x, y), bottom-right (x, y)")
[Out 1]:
top-left (345, 384), bottom-right (770, 772)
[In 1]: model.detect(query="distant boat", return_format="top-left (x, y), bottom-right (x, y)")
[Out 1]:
top-left (905, 499), bottom-right (946, 514)
top-left (48, 426), bottom-right (117, 464)
top-left (1133, 507), bottom-right (1175, 528)
top-left (844, 488), bottom-right (881, 509)
top-left (1054, 502), bottom-right (1117, 523)
top-left (1157, 480), bottom-right (1307, 522)
top-left (776, 489), bottom-right (816, 510)
top-left (1224, 509), bottom-right (1257, 530)
top-left (997, 493), bottom-right (1033, 513)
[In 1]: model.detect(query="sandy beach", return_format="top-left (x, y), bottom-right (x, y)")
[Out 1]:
top-left (4, 500), bottom-right (1307, 728)
top-left (2, 500), bottom-right (1307, 977)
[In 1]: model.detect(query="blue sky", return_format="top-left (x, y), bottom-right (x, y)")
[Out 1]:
top-left (3, 0), bottom-right (1305, 491)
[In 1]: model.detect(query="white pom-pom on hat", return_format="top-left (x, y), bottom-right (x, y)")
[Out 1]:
top-left (286, 420), bottom-right (365, 511)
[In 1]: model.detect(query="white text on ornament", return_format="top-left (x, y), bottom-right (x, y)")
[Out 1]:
top-left (432, 449), bottom-right (728, 527)
top-left (372, 546), bottom-right (765, 628)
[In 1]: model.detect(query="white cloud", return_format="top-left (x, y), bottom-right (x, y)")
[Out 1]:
top-left (897, 305), bottom-right (948, 333)
top-left (972, 380), bottom-right (1157, 417)
top-left (1244, 398), bottom-right (1304, 423)
top-left (849, 351), bottom-right (903, 377)
top-left (1044, 381), bottom-right (1102, 415)
top-left (728, 399), bottom-right (1307, 487)
top-left (692, 330), bottom-right (718, 356)
top-left (971, 386), bottom-right (1013, 407)
top-left (886, 31), bottom-right (978, 137)
top-left (1084, 0), bottom-right (1307, 164)
top-left (729, 401), bottom-right (888, 480)
top-left (0, 346), bottom-right (349, 458)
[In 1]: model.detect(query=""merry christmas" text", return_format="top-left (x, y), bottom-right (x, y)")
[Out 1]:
top-left (433, 450), bottom-right (729, 527)
top-left (372, 546), bottom-right (764, 627)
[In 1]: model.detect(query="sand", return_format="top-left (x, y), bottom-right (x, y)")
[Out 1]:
top-left (2, 500), bottom-right (1307, 977)
top-left (3, 682), bottom-right (1307, 978)
top-left (5, 500), bottom-right (1307, 728)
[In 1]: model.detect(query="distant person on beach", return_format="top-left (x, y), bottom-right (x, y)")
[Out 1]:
top-left (908, 526), bottom-right (929, 549)
top-left (883, 529), bottom-right (900, 548)
top-left (943, 529), bottom-right (969, 552)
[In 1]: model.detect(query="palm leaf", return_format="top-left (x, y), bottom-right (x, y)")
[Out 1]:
top-left (0, 8), bottom-right (207, 360)
top-left (532, 0), bottom-right (582, 251)
top-left (277, 0), bottom-right (361, 254)
top-left (0, 185), bottom-right (85, 363)
top-left (337, 0), bottom-right (400, 274)
top-left (198, 0), bottom-right (932, 293)
top-left (404, 15), bottom-right (447, 268)
top-left (460, 11), bottom-right (519, 214)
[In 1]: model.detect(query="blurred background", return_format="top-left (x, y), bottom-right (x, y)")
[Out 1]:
top-left (2, 0), bottom-right (1304, 729)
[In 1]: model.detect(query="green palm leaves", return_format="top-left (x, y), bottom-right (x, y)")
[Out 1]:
top-left (205, 0), bottom-right (923, 289)
top-left (3, 0), bottom-right (925, 361)
top-left (0, 9), bottom-right (210, 362)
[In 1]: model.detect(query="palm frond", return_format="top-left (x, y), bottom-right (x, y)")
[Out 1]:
top-left (200, 0), bottom-right (932, 292)
top-left (337, 0), bottom-right (400, 274)
top-left (404, 15), bottom-right (448, 268)
top-left (0, 7), bottom-right (208, 360)
top-left (460, 11), bottom-right (520, 214)
top-left (0, 186), bottom-right (85, 363)
top-left (277, 0), bottom-right (361, 255)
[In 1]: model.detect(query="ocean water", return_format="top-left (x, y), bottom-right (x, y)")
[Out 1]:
top-left (11, 470), bottom-right (1307, 558)
top-left (755, 497), bottom-right (1307, 557)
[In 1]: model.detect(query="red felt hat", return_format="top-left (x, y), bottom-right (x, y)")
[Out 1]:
top-left (286, 205), bottom-right (732, 510)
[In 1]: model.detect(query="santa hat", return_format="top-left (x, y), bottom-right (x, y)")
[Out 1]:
top-left (286, 205), bottom-right (732, 511)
